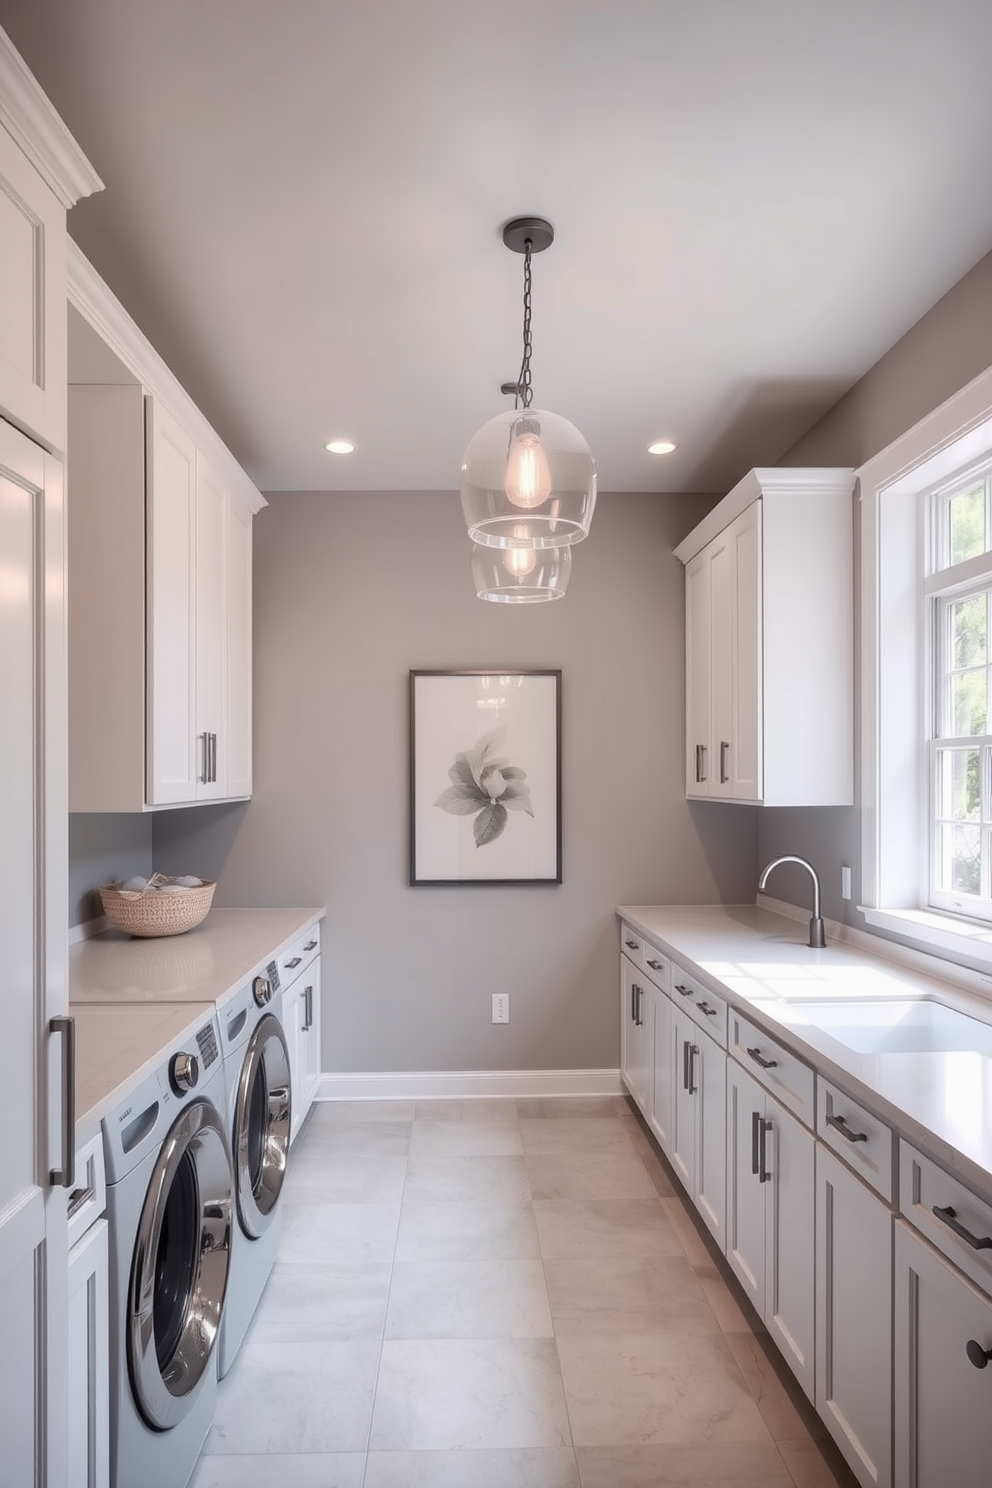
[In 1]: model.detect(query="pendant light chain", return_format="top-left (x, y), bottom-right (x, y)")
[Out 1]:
top-left (515, 238), bottom-right (534, 410)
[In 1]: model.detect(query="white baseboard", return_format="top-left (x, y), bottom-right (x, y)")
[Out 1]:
top-left (317, 1068), bottom-right (623, 1101)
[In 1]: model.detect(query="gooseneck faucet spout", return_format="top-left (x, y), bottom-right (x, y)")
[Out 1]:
top-left (758, 854), bottom-right (826, 949)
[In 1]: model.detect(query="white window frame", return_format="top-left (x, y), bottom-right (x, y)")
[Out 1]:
top-left (860, 362), bottom-right (992, 967)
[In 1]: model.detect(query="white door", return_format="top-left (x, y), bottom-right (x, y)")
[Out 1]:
top-left (0, 420), bottom-right (70, 1486)
top-left (669, 1008), bottom-right (696, 1196)
top-left (729, 502), bottom-right (761, 799)
top-left (708, 531), bottom-right (735, 799)
top-left (766, 1096), bottom-right (815, 1398)
top-left (684, 549), bottom-right (711, 795)
top-left (694, 1028), bottom-right (726, 1246)
top-left (194, 451), bottom-right (227, 800)
top-left (726, 1059), bottom-right (766, 1313)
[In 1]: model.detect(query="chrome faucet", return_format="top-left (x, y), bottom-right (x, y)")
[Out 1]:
top-left (758, 854), bottom-right (825, 948)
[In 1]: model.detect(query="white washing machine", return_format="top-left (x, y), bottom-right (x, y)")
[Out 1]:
top-left (216, 964), bottom-right (291, 1377)
top-left (102, 1010), bottom-right (232, 1488)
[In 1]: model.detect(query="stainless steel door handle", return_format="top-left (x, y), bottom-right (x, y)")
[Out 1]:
top-left (304, 984), bottom-right (314, 1030)
top-left (720, 740), bottom-right (729, 783)
top-left (50, 1015), bottom-right (75, 1188)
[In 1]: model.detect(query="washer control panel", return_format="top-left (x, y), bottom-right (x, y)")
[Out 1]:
top-left (169, 1050), bottom-right (200, 1095)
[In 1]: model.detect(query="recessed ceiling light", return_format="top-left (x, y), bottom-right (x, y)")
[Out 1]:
top-left (324, 438), bottom-right (355, 455)
top-left (647, 439), bottom-right (678, 455)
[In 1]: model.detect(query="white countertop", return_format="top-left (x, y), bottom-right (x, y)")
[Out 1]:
top-left (618, 904), bottom-right (992, 1198)
top-left (69, 906), bottom-right (323, 1006)
top-left (69, 906), bottom-right (323, 1143)
top-left (73, 1001), bottom-right (218, 1143)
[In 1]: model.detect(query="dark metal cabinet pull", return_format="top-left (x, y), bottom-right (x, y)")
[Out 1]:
top-left (285, 956), bottom-right (302, 969)
top-left (720, 740), bottom-right (730, 783)
top-left (696, 1001), bottom-right (718, 1018)
top-left (751, 1109), bottom-right (761, 1176)
top-left (631, 984), bottom-right (637, 1023)
top-left (695, 743), bottom-right (707, 782)
top-left (303, 985), bottom-right (314, 1030)
top-left (966, 1339), bottom-right (992, 1369)
top-left (674, 983), bottom-right (694, 998)
top-left (634, 984), bottom-right (643, 1027)
top-left (747, 1045), bottom-right (778, 1069)
top-left (682, 1040), bottom-right (690, 1091)
top-left (646, 958), bottom-right (665, 972)
top-left (50, 1015), bottom-right (75, 1189)
top-left (304, 939), bottom-right (318, 952)
top-left (687, 1044), bottom-right (699, 1095)
top-left (758, 1118), bottom-right (771, 1183)
top-left (826, 1112), bottom-right (868, 1144)
top-left (933, 1204), bottom-right (992, 1250)
top-left (625, 938), bottom-right (638, 950)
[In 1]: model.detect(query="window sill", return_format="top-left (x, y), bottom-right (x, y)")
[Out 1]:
top-left (860, 904), bottom-right (992, 972)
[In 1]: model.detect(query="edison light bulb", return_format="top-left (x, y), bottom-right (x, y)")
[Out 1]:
top-left (502, 545), bottom-right (538, 578)
top-left (505, 424), bottom-right (552, 509)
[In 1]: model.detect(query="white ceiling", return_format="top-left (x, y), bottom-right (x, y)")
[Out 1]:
top-left (5, 0), bottom-right (992, 494)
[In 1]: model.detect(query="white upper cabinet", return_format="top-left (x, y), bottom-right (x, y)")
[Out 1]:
top-left (67, 246), bottom-right (265, 811)
top-left (676, 468), bottom-right (855, 806)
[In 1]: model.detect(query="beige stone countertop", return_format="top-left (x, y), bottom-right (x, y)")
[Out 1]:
top-left (69, 906), bottom-right (324, 1007)
top-left (72, 1000), bottom-right (220, 1143)
top-left (618, 903), bottom-right (992, 1199)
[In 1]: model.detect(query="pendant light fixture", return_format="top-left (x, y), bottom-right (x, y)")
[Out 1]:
top-left (471, 539), bottom-right (572, 603)
top-left (460, 218), bottom-right (597, 551)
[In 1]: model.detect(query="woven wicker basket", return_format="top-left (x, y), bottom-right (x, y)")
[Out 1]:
top-left (99, 879), bottom-right (216, 938)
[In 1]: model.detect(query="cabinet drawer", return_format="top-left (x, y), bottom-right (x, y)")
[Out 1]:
top-left (729, 1010), bottom-right (815, 1128)
top-left (67, 1132), bottom-right (106, 1250)
top-left (670, 962), bottom-right (727, 1047)
top-left (619, 922), bottom-right (669, 993)
top-left (817, 1078), bottom-right (894, 1201)
top-left (277, 922), bottom-right (321, 990)
top-left (900, 1141), bottom-right (992, 1299)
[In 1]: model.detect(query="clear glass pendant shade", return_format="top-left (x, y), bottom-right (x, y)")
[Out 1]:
top-left (471, 540), bottom-right (572, 603)
top-left (461, 409), bottom-right (597, 548)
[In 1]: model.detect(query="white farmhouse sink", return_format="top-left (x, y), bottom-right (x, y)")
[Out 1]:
top-left (779, 998), bottom-right (992, 1056)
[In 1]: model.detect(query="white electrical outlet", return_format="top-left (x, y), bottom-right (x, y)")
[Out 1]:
top-left (841, 865), bottom-right (852, 901)
top-left (492, 993), bottom-right (509, 1024)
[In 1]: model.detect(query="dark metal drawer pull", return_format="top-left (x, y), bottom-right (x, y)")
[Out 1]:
top-left (826, 1112), bottom-right (868, 1144)
top-left (285, 956), bottom-right (302, 969)
top-left (696, 1001), bottom-right (718, 1017)
top-left (933, 1204), bottom-right (992, 1250)
top-left (625, 939), bottom-right (638, 949)
top-left (966, 1339), bottom-right (992, 1369)
top-left (646, 959), bottom-right (665, 972)
top-left (747, 1046), bottom-right (778, 1070)
top-left (304, 939), bottom-right (318, 951)
top-left (634, 984), bottom-right (642, 1027)
top-left (674, 983), bottom-right (694, 998)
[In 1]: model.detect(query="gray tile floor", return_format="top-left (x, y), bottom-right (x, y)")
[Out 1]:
top-left (190, 1096), bottom-right (859, 1488)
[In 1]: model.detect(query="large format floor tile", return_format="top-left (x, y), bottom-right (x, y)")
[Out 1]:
top-left (370, 1338), bottom-right (572, 1451)
top-left (195, 1092), bottom-right (858, 1488)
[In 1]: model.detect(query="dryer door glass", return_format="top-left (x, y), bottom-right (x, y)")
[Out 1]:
top-left (128, 1100), bottom-right (232, 1431)
top-left (234, 1015), bottom-right (291, 1239)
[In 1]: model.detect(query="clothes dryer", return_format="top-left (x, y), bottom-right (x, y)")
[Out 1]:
top-left (102, 1010), bottom-right (232, 1488)
top-left (216, 966), bottom-right (291, 1376)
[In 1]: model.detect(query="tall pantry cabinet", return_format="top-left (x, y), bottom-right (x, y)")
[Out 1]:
top-left (0, 26), bottom-right (102, 1488)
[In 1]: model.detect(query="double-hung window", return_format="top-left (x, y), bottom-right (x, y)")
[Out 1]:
top-left (860, 364), bottom-right (992, 967)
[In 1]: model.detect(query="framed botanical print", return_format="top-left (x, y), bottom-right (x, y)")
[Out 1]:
top-left (409, 669), bottom-right (562, 885)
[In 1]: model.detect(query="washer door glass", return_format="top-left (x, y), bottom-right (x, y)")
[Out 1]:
top-left (128, 1099), bottom-right (232, 1431)
top-left (235, 1014), bottom-right (291, 1239)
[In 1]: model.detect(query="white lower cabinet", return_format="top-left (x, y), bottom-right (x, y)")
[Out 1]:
top-left (816, 1144), bottom-right (893, 1488)
top-left (67, 1218), bottom-right (109, 1488)
top-left (726, 1059), bottom-right (815, 1397)
top-left (670, 1009), bottom-right (726, 1248)
top-left (620, 954), bottom-right (655, 1123)
top-left (285, 955), bottom-right (322, 1143)
top-left (894, 1219), bottom-right (992, 1487)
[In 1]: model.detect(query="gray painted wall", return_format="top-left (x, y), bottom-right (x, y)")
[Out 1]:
top-left (758, 248), bottom-right (992, 960)
top-left (152, 490), bottom-right (757, 1074)
top-left (68, 813), bottom-right (152, 927)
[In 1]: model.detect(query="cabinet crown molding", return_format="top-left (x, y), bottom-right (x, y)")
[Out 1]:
top-left (675, 466), bottom-right (855, 565)
top-left (0, 28), bottom-right (103, 207)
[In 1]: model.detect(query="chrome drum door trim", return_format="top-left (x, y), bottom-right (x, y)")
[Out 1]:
top-left (127, 1100), bottom-right (232, 1431)
top-left (234, 1015), bottom-right (291, 1240)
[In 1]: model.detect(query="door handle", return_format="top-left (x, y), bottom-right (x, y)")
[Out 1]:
top-left (695, 743), bottom-right (707, 783)
top-left (747, 1046), bottom-right (778, 1070)
top-left (687, 1043), bottom-right (699, 1095)
top-left (751, 1109), bottom-right (761, 1176)
top-left (303, 984), bottom-right (314, 1031)
top-left (50, 1015), bottom-right (75, 1189)
top-left (758, 1117), bottom-right (772, 1183)
top-left (825, 1111), bottom-right (868, 1144)
top-left (720, 740), bottom-right (729, 783)
top-left (932, 1205), bottom-right (992, 1250)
